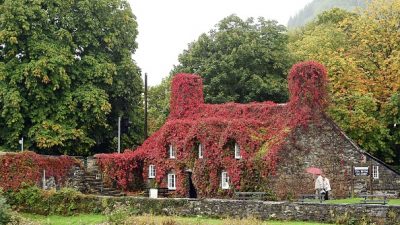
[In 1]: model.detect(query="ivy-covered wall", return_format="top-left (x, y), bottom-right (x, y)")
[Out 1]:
top-left (0, 151), bottom-right (79, 191)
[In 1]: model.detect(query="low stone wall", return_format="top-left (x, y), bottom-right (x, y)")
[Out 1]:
top-left (101, 197), bottom-right (400, 224)
top-left (178, 199), bottom-right (400, 224)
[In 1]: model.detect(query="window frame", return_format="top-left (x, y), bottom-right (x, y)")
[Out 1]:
top-left (148, 165), bottom-right (156, 178)
top-left (169, 144), bottom-right (176, 159)
top-left (167, 173), bottom-right (176, 190)
top-left (372, 165), bottom-right (379, 179)
top-left (198, 143), bottom-right (203, 159)
top-left (221, 171), bottom-right (230, 189)
top-left (234, 143), bottom-right (242, 159)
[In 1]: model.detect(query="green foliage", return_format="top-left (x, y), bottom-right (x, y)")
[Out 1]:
top-left (5, 186), bottom-right (189, 217)
top-left (0, 0), bottom-right (143, 155)
top-left (5, 186), bottom-right (102, 216)
top-left (104, 202), bottom-right (131, 225)
top-left (6, 185), bottom-right (43, 212)
top-left (289, 1), bottom-right (400, 163)
top-left (288, 0), bottom-right (368, 29)
top-left (0, 189), bottom-right (12, 225)
top-left (172, 15), bottom-right (293, 104)
top-left (147, 77), bottom-right (171, 135)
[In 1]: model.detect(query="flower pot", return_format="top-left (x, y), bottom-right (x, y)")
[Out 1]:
top-left (149, 188), bottom-right (158, 198)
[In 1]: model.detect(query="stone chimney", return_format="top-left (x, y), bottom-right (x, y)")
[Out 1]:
top-left (169, 73), bottom-right (204, 119)
top-left (288, 61), bottom-right (328, 112)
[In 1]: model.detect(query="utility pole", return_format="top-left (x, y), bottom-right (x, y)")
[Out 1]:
top-left (118, 116), bottom-right (121, 153)
top-left (144, 73), bottom-right (148, 139)
top-left (19, 137), bottom-right (24, 151)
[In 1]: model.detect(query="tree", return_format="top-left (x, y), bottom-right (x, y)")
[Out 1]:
top-left (172, 15), bottom-right (293, 104)
top-left (0, 0), bottom-right (143, 155)
top-left (289, 1), bottom-right (400, 163)
top-left (147, 76), bottom-right (171, 136)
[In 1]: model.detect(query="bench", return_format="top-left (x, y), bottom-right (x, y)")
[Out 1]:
top-left (234, 192), bottom-right (266, 200)
top-left (144, 188), bottom-right (170, 198)
top-left (299, 194), bottom-right (324, 203)
top-left (359, 194), bottom-right (388, 205)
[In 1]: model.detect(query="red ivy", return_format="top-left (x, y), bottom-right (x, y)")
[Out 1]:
top-left (169, 73), bottom-right (204, 119)
top-left (96, 62), bottom-right (329, 197)
top-left (0, 151), bottom-right (79, 191)
top-left (288, 61), bottom-right (328, 125)
top-left (95, 150), bottom-right (144, 190)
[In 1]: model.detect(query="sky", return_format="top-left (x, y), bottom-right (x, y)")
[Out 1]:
top-left (128, 0), bottom-right (313, 86)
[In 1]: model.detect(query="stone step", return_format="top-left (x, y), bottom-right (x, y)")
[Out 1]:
top-left (85, 178), bottom-right (102, 183)
top-left (68, 162), bottom-right (125, 197)
top-left (89, 172), bottom-right (100, 176)
top-left (85, 179), bottom-right (102, 183)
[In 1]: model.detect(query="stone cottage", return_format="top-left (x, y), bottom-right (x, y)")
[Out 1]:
top-left (98, 61), bottom-right (400, 199)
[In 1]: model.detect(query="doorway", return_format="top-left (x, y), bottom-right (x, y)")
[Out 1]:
top-left (186, 171), bottom-right (197, 198)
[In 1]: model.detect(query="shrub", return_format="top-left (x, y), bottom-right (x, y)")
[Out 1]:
top-left (5, 185), bottom-right (47, 214)
top-left (104, 202), bottom-right (131, 225)
top-left (5, 185), bottom-right (102, 216)
top-left (0, 189), bottom-right (12, 225)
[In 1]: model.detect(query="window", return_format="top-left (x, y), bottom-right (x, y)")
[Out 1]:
top-left (221, 171), bottom-right (230, 189)
top-left (234, 143), bottom-right (241, 159)
top-left (198, 143), bottom-right (203, 159)
top-left (149, 165), bottom-right (156, 178)
top-left (169, 144), bottom-right (176, 159)
top-left (168, 173), bottom-right (176, 190)
top-left (372, 165), bottom-right (379, 179)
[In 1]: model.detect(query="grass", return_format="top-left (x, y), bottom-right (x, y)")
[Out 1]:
top-left (21, 213), bottom-right (107, 225)
top-left (325, 197), bottom-right (400, 205)
top-left (21, 213), bottom-right (333, 225)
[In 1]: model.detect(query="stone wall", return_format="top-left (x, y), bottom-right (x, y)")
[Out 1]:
top-left (367, 158), bottom-right (400, 195)
top-left (271, 117), bottom-right (400, 199)
top-left (181, 199), bottom-right (400, 224)
top-left (101, 197), bottom-right (400, 224)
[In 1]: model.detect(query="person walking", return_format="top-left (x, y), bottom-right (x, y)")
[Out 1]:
top-left (315, 173), bottom-right (324, 200)
top-left (322, 174), bottom-right (331, 200)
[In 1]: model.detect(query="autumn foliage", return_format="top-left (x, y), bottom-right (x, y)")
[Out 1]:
top-left (96, 150), bottom-right (144, 190)
top-left (96, 62), bottom-right (329, 197)
top-left (0, 151), bottom-right (79, 191)
top-left (289, 61), bottom-right (328, 125)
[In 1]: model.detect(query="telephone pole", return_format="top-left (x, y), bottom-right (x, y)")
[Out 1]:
top-left (144, 73), bottom-right (148, 139)
top-left (118, 116), bottom-right (121, 153)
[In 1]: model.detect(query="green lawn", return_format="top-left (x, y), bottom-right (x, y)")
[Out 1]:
top-left (22, 213), bottom-right (333, 225)
top-left (22, 213), bottom-right (107, 225)
top-left (325, 198), bottom-right (400, 205)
